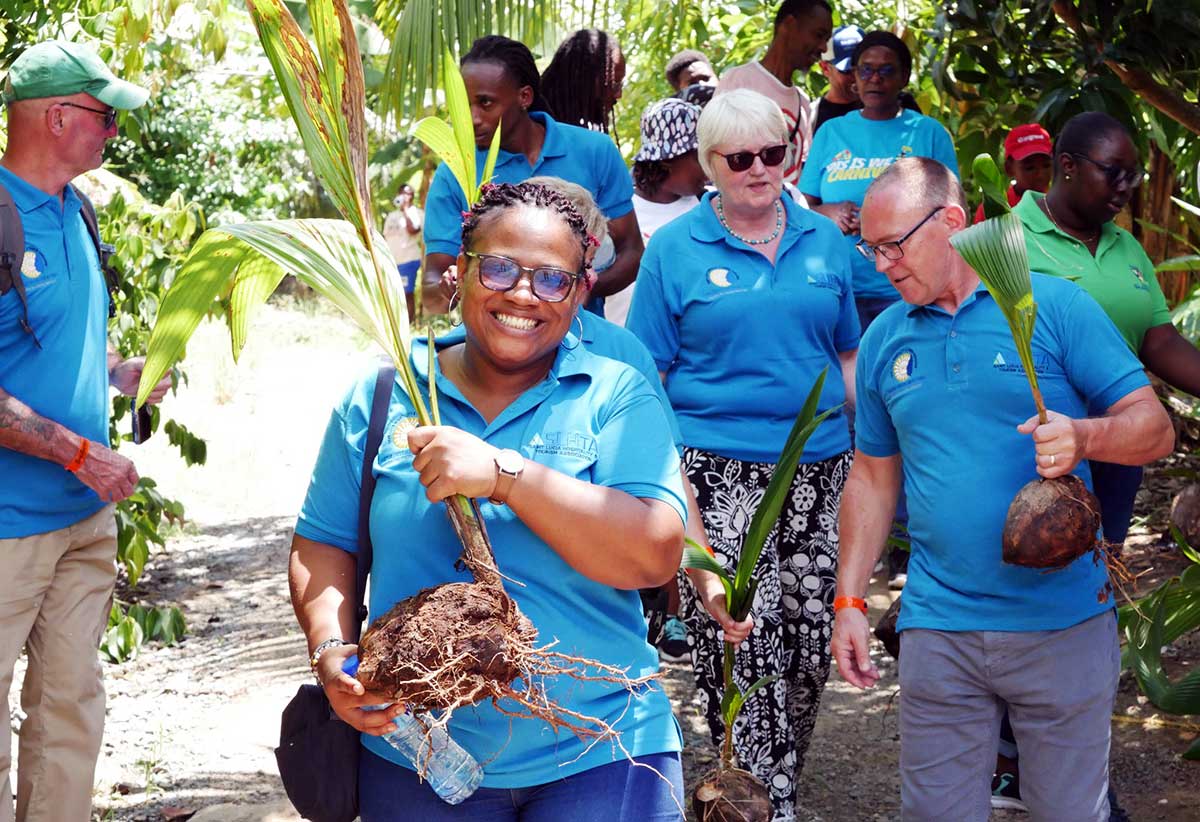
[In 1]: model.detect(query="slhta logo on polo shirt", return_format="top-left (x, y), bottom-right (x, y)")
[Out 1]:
top-left (992, 352), bottom-right (1050, 375)
top-left (527, 431), bottom-right (597, 461)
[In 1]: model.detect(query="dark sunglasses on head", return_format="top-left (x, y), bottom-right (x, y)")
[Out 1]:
top-left (465, 252), bottom-right (579, 303)
top-left (58, 101), bottom-right (117, 130)
top-left (1070, 153), bottom-right (1144, 189)
top-left (855, 64), bottom-right (898, 81)
top-left (717, 144), bottom-right (788, 173)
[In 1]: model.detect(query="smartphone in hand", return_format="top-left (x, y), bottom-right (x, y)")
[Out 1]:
top-left (131, 404), bottom-right (152, 444)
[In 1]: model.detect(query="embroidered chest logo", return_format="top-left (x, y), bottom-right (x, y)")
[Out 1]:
top-left (708, 267), bottom-right (737, 288)
top-left (892, 350), bottom-right (916, 382)
top-left (993, 352), bottom-right (1049, 374)
top-left (1130, 265), bottom-right (1149, 292)
top-left (898, 145), bottom-right (914, 158)
top-left (390, 416), bottom-right (420, 449)
top-left (20, 251), bottom-right (40, 279)
top-left (529, 431), bottom-right (597, 461)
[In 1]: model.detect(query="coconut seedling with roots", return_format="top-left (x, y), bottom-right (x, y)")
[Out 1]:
top-left (137, 0), bottom-right (659, 766)
top-left (682, 371), bottom-right (840, 822)
top-left (950, 154), bottom-right (1100, 570)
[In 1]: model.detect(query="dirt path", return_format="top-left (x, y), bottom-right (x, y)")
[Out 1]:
top-left (9, 302), bottom-right (1195, 821)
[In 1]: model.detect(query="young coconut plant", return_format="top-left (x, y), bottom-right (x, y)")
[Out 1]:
top-left (137, 0), bottom-right (654, 750)
top-left (950, 154), bottom-right (1100, 569)
top-left (681, 369), bottom-right (840, 822)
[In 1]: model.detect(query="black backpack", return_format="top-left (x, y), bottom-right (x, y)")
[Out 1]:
top-left (0, 180), bottom-right (119, 349)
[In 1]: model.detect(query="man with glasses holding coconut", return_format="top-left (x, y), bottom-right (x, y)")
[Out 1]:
top-left (0, 41), bottom-right (171, 822)
top-left (830, 157), bottom-right (1174, 820)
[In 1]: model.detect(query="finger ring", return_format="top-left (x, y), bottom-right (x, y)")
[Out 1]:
top-left (1050, 454), bottom-right (1057, 466)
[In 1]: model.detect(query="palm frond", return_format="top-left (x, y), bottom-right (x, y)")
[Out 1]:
top-left (950, 212), bottom-right (1047, 422)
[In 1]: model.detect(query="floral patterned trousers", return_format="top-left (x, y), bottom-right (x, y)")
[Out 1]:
top-left (680, 446), bottom-right (852, 822)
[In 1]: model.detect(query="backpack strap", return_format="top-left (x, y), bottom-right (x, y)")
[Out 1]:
top-left (352, 361), bottom-right (396, 642)
top-left (71, 185), bottom-right (119, 318)
top-left (0, 182), bottom-right (41, 349)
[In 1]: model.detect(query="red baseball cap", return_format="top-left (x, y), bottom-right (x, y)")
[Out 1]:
top-left (1004, 124), bottom-right (1053, 161)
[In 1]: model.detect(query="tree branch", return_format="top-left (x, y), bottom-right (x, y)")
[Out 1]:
top-left (1052, 0), bottom-right (1200, 137)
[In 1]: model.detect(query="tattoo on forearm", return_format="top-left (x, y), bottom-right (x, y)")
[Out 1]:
top-left (0, 388), bottom-right (63, 455)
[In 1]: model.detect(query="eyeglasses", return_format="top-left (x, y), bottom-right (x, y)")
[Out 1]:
top-left (716, 144), bottom-right (788, 173)
top-left (465, 252), bottom-right (579, 303)
top-left (1069, 153), bottom-right (1145, 189)
top-left (57, 102), bottom-right (117, 130)
top-left (856, 207), bottom-right (944, 261)
top-left (855, 64), bottom-right (898, 81)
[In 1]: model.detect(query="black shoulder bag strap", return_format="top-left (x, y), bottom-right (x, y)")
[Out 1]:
top-left (0, 182), bottom-right (41, 349)
top-left (72, 185), bottom-right (119, 318)
top-left (352, 361), bottom-right (396, 642)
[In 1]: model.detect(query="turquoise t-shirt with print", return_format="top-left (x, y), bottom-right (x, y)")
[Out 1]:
top-left (295, 338), bottom-right (685, 788)
top-left (799, 110), bottom-right (959, 301)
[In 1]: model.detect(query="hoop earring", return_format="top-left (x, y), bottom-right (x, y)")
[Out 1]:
top-left (447, 290), bottom-right (462, 327)
top-left (560, 312), bottom-right (583, 351)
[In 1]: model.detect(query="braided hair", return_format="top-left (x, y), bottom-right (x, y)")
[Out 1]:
top-left (461, 183), bottom-right (591, 266)
top-left (461, 35), bottom-right (550, 113)
top-left (540, 29), bottom-right (621, 133)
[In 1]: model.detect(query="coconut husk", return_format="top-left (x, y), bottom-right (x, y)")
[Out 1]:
top-left (873, 595), bottom-right (901, 660)
top-left (693, 767), bottom-right (772, 822)
top-left (1170, 484), bottom-right (1200, 549)
top-left (1002, 474), bottom-right (1100, 569)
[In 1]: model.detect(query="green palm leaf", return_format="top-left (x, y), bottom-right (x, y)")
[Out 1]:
top-left (949, 211), bottom-right (1047, 423)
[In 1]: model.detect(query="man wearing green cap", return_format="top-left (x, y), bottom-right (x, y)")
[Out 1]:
top-left (0, 41), bottom-right (171, 822)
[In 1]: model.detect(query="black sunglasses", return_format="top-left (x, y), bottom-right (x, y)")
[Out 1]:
top-left (1069, 153), bottom-right (1144, 190)
top-left (717, 144), bottom-right (788, 173)
top-left (856, 207), bottom-right (943, 262)
top-left (58, 101), bottom-right (117, 130)
top-left (465, 252), bottom-right (579, 303)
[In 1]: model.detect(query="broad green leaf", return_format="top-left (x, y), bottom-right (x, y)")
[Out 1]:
top-left (972, 153), bottom-right (1011, 220)
top-left (413, 117), bottom-right (471, 204)
top-left (731, 369), bottom-right (838, 613)
top-left (1157, 255), bottom-right (1200, 272)
top-left (681, 541), bottom-right (733, 607)
top-left (442, 45), bottom-right (477, 199)
top-left (950, 213), bottom-right (1044, 421)
top-left (481, 123), bottom-right (503, 189)
top-left (740, 674), bottom-right (780, 707)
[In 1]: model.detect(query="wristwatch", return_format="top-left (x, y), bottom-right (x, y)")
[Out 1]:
top-left (489, 449), bottom-right (525, 505)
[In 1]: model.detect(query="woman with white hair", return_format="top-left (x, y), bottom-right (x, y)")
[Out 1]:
top-left (627, 88), bottom-right (858, 821)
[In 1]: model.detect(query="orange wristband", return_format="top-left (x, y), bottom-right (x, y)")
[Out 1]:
top-left (833, 595), bottom-right (868, 614)
top-left (64, 438), bottom-right (90, 473)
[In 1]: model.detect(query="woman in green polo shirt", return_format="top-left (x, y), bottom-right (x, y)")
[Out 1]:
top-left (1013, 111), bottom-right (1200, 544)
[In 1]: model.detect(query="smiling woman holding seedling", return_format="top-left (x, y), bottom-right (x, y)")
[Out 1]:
top-left (294, 182), bottom-right (688, 820)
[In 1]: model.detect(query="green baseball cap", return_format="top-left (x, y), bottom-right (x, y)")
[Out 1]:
top-left (2, 41), bottom-right (149, 109)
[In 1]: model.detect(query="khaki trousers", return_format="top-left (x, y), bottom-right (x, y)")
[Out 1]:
top-left (0, 506), bottom-right (117, 822)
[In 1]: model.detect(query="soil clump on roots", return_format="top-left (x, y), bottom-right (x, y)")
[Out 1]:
top-left (356, 582), bottom-right (536, 709)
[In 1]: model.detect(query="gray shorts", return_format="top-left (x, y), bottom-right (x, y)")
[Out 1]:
top-left (898, 611), bottom-right (1119, 822)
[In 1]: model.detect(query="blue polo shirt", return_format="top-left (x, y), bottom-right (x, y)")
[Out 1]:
top-left (855, 274), bottom-right (1148, 633)
top-left (295, 338), bottom-right (686, 787)
top-left (437, 312), bottom-right (682, 453)
top-left (0, 167), bottom-right (109, 538)
top-left (799, 110), bottom-right (959, 301)
top-left (423, 112), bottom-right (635, 258)
top-left (626, 192), bottom-right (858, 463)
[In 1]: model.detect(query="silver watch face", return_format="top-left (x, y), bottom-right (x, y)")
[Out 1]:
top-left (496, 448), bottom-right (524, 475)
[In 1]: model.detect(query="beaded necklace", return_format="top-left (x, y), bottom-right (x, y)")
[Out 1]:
top-left (715, 196), bottom-right (784, 246)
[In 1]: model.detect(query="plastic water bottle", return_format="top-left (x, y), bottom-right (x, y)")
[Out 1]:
top-left (342, 655), bottom-right (484, 804)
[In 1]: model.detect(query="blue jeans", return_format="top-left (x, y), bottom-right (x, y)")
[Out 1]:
top-left (1088, 460), bottom-right (1144, 544)
top-left (358, 748), bottom-right (685, 821)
